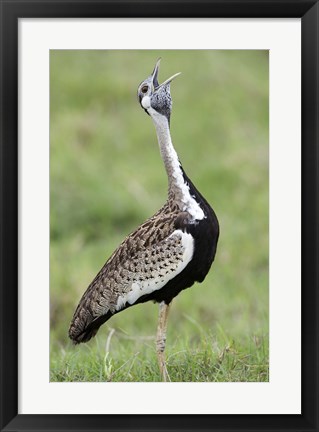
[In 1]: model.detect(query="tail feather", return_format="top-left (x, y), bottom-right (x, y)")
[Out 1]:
top-left (69, 308), bottom-right (113, 344)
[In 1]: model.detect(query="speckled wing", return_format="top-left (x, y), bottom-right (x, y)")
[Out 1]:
top-left (69, 210), bottom-right (194, 344)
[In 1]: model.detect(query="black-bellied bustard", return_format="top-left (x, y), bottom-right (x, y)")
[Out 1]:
top-left (69, 59), bottom-right (219, 381)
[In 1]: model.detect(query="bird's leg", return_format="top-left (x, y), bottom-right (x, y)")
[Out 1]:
top-left (156, 300), bottom-right (171, 382)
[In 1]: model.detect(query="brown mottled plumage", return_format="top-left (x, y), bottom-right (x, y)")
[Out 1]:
top-left (69, 198), bottom-right (183, 343)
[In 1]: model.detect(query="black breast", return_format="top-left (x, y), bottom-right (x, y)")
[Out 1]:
top-left (136, 171), bottom-right (220, 306)
top-left (183, 174), bottom-right (220, 283)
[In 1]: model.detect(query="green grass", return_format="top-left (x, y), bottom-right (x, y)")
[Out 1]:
top-left (50, 50), bottom-right (269, 382)
top-left (51, 328), bottom-right (268, 382)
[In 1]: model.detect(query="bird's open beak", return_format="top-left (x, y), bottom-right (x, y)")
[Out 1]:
top-left (151, 58), bottom-right (161, 88)
top-left (152, 58), bottom-right (181, 90)
top-left (157, 72), bottom-right (181, 88)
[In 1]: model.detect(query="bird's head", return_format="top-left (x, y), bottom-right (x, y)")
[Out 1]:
top-left (137, 58), bottom-right (181, 123)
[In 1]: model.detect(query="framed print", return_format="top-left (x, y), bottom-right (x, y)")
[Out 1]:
top-left (0, 1), bottom-right (318, 431)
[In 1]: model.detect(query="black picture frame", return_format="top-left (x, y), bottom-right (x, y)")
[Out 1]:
top-left (1, 1), bottom-right (318, 431)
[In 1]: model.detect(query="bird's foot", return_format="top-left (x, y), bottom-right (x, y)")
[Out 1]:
top-left (156, 301), bottom-right (171, 382)
top-left (158, 351), bottom-right (171, 382)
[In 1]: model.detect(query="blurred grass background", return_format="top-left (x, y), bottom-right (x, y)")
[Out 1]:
top-left (50, 50), bottom-right (269, 382)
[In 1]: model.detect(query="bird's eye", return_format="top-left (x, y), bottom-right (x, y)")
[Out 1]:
top-left (141, 85), bottom-right (148, 94)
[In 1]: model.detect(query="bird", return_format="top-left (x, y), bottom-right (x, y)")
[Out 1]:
top-left (69, 59), bottom-right (219, 381)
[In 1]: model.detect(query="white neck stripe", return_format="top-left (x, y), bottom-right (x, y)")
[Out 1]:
top-left (147, 107), bottom-right (205, 221)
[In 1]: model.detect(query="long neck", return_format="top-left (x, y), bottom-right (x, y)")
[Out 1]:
top-left (150, 110), bottom-right (184, 197)
top-left (150, 109), bottom-right (205, 220)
